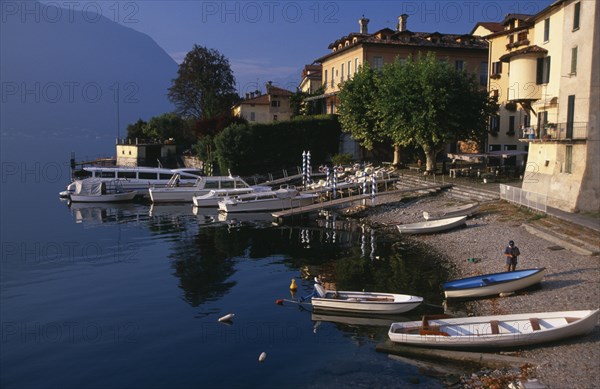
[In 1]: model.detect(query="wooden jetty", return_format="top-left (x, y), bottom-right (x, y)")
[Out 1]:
top-left (272, 182), bottom-right (452, 219)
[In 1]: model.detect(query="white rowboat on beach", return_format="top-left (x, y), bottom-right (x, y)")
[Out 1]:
top-left (396, 216), bottom-right (467, 234)
top-left (388, 309), bottom-right (599, 348)
top-left (423, 202), bottom-right (479, 221)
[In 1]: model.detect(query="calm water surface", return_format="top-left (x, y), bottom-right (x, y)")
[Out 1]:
top-left (1, 139), bottom-right (448, 388)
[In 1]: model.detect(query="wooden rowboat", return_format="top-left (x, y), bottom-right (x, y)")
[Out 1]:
top-left (423, 202), bottom-right (479, 221)
top-left (388, 310), bottom-right (599, 348)
top-left (396, 216), bottom-right (467, 234)
top-left (443, 268), bottom-right (546, 299)
top-left (310, 283), bottom-right (423, 314)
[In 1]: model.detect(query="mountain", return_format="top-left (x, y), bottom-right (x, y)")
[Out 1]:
top-left (0, 1), bottom-right (178, 139)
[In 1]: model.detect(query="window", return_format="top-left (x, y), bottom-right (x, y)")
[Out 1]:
top-left (517, 31), bottom-right (528, 42)
top-left (565, 145), bottom-right (573, 173)
top-left (118, 171), bottom-right (136, 179)
top-left (571, 46), bottom-right (578, 75)
top-left (354, 58), bottom-right (359, 73)
top-left (480, 61), bottom-right (488, 86)
top-left (537, 111), bottom-right (548, 135)
top-left (455, 60), bottom-right (464, 71)
top-left (536, 56), bottom-right (551, 84)
top-left (331, 67), bottom-right (335, 87)
top-left (347, 60), bottom-right (351, 77)
top-left (99, 171), bottom-right (116, 178)
top-left (508, 116), bottom-right (516, 135)
top-left (341, 63), bottom-right (345, 82)
top-left (159, 173), bottom-right (173, 179)
top-left (543, 18), bottom-right (550, 42)
top-left (490, 115), bottom-right (500, 134)
top-left (524, 114), bottom-right (531, 127)
top-left (373, 56), bottom-right (384, 71)
top-left (139, 172), bottom-right (157, 180)
top-left (324, 69), bottom-right (328, 86)
top-left (573, 2), bottom-right (581, 30)
top-left (250, 112), bottom-right (255, 121)
top-left (491, 61), bottom-right (502, 76)
top-left (271, 100), bottom-right (280, 107)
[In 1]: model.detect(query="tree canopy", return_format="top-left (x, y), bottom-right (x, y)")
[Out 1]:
top-left (125, 113), bottom-right (195, 145)
top-left (338, 53), bottom-right (496, 171)
top-left (168, 45), bottom-right (239, 119)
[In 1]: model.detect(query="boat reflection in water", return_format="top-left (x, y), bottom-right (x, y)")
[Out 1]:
top-left (68, 201), bottom-right (148, 225)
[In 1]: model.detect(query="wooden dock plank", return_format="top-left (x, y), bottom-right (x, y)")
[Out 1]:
top-left (271, 183), bottom-right (453, 219)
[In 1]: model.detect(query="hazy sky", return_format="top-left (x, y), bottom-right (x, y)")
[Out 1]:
top-left (37, 0), bottom-right (553, 95)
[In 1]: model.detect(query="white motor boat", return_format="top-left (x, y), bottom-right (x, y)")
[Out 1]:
top-left (218, 186), bottom-right (316, 213)
top-left (68, 178), bottom-right (137, 203)
top-left (149, 174), bottom-right (260, 203)
top-left (59, 166), bottom-right (202, 198)
top-left (388, 309), bottom-right (599, 348)
top-left (192, 186), bottom-right (271, 207)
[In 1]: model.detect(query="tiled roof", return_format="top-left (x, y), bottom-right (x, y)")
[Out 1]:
top-left (499, 45), bottom-right (547, 62)
top-left (471, 22), bottom-right (504, 35)
top-left (317, 29), bottom-right (487, 63)
top-left (239, 94), bottom-right (270, 105)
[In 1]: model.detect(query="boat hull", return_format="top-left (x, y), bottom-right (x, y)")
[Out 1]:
top-left (69, 191), bottom-right (137, 203)
top-left (219, 195), bottom-right (315, 213)
top-left (397, 216), bottom-right (467, 234)
top-left (312, 291), bottom-right (423, 314)
top-left (388, 310), bottom-right (599, 348)
top-left (443, 268), bottom-right (546, 299)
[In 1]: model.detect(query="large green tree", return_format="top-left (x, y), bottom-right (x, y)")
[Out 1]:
top-left (337, 64), bottom-right (384, 151)
top-left (168, 45), bottom-right (238, 119)
top-left (338, 53), bottom-right (496, 171)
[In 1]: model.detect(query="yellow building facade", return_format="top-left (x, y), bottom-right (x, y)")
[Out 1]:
top-left (487, 0), bottom-right (599, 212)
top-left (314, 15), bottom-right (489, 115)
top-left (232, 83), bottom-right (293, 124)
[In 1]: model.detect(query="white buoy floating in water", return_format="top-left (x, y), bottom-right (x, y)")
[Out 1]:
top-left (258, 352), bottom-right (267, 362)
top-left (218, 313), bottom-right (235, 323)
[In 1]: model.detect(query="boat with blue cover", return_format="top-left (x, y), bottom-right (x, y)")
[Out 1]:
top-left (443, 268), bottom-right (546, 299)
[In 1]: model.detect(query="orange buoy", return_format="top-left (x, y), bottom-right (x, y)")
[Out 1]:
top-left (289, 278), bottom-right (297, 291)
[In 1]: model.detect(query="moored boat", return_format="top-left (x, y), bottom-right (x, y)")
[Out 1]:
top-left (388, 309), bottom-right (599, 348)
top-left (396, 215), bottom-right (467, 234)
top-left (60, 166), bottom-right (202, 198)
top-left (423, 202), bottom-right (479, 221)
top-left (149, 174), bottom-right (260, 203)
top-left (443, 268), bottom-right (546, 299)
top-left (69, 178), bottom-right (137, 203)
top-left (218, 186), bottom-right (316, 213)
top-left (309, 283), bottom-right (423, 314)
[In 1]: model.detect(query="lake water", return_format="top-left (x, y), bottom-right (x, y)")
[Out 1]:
top-left (1, 138), bottom-right (448, 388)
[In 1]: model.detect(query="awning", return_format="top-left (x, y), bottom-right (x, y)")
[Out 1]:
top-left (304, 92), bottom-right (338, 102)
top-left (447, 150), bottom-right (528, 161)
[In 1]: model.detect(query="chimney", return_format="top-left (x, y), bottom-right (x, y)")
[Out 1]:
top-left (245, 93), bottom-right (250, 99)
top-left (359, 15), bottom-right (369, 34)
top-left (398, 14), bottom-right (408, 32)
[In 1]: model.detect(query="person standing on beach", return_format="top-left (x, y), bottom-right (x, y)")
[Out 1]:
top-left (504, 240), bottom-right (520, 271)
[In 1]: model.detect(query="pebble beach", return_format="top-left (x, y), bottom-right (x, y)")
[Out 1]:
top-left (359, 193), bottom-right (600, 389)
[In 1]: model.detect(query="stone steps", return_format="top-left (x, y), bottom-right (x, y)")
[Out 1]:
top-left (395, 175), bottom-right (447, 195)
top-left (526, 217), bottom-right (600, 255)
top-left (445, 184), bottom-right (500, 202)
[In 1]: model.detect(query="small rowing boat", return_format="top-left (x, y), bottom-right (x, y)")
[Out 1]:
top-left (443, 268), bottom-right (546, 299)
top-left (309, 283), bottom-right (423, 314)
top-left (388, 310), bottom-right (599, 348)
top-left (423, 202), bottom-right (479, 221)
top-left (396, 216), bottom-right (466, 234)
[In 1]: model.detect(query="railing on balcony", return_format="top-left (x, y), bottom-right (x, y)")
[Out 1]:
top-left (519, 122), bottom-right (588, 141)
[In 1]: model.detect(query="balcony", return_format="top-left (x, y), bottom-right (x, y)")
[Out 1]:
top-left (519, 122), bottom-right (588, 142)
